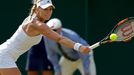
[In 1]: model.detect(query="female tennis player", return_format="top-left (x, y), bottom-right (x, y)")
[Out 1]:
top-left (0, 0), bottom-right (91, 75)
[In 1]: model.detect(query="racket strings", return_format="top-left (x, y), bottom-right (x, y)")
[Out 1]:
top-left (115, 18), bottom-right (134, 42)
top-left (123, 35), bottom-right (134, 41)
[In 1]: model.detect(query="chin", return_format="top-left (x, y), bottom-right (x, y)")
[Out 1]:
top-left (42, 17), bottom-right (50, 22)
top-left (46, 17), bottom-right (50, 20)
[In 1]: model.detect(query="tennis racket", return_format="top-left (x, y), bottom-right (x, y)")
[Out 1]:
top-left (89, 17), bottom-right (134, 50)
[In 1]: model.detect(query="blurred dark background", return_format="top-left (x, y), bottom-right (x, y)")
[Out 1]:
top-left (0, 0), bottom-right (134, 75)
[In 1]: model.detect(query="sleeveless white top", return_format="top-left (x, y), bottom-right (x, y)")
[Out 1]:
top-left (0, 15), bottom-right (42, 61)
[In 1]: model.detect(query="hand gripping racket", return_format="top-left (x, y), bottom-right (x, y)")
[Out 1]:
top-left (89, 17), bottom-right (134, 50)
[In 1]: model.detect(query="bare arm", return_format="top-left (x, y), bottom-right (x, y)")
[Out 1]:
top-left (32, 19), bottom-right (90, 53)
top-left (32, 19), bottom-right (75, 48)
top-left (43, 27), bottom-right (75, 49)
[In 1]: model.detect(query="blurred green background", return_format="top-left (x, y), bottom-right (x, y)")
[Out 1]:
top-left (0, 0), bottom-right (134, 75)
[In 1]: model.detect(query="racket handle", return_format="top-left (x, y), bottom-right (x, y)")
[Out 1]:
top-left (89, 42), bottom-right (100, 50)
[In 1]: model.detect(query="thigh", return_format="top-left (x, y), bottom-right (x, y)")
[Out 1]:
top-left (0, 68), bottom-right (21, 75)
top-left (28, 71), bottom-right (38, 75)
top-left (42, 70), bottom-right (53, 75)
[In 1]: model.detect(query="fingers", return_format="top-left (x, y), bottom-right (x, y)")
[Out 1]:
top-left (79, 46), bottom-right (91, 54)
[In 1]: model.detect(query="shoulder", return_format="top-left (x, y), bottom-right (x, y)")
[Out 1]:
top-left (21, 16), bottom-right (32, 25)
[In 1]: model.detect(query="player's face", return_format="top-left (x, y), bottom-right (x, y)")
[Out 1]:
top-left (37, 6), bottom-right (53, 22)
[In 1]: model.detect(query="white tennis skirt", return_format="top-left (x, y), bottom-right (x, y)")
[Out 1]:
top-left (0, 53), bottom-right (17, 68)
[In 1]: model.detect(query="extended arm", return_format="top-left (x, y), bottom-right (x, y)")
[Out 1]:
top-left (31, 19), bottom-right (90, 53)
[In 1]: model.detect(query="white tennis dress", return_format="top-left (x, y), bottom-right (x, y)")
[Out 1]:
top-left (0, 16), bottom-right (42, 68)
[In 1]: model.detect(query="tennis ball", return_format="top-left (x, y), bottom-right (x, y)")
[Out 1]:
top-left (110, 33), bottom-right (118, 41)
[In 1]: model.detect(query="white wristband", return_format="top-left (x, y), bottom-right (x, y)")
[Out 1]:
top-left (74, 43), bottom-right (82, 51)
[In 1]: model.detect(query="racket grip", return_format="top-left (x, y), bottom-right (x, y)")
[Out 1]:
top-left (89, 42), bottom-right (100, 50)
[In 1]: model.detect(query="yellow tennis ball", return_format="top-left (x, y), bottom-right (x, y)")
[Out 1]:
top-left (110, 33), bottom-right (118, 41)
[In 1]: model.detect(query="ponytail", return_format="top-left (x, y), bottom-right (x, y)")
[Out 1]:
top-left (29, 0), bottom-right (41, 19)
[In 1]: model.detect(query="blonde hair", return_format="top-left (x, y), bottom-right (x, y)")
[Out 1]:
top-left (29, 0), bottom-right (41, 17)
